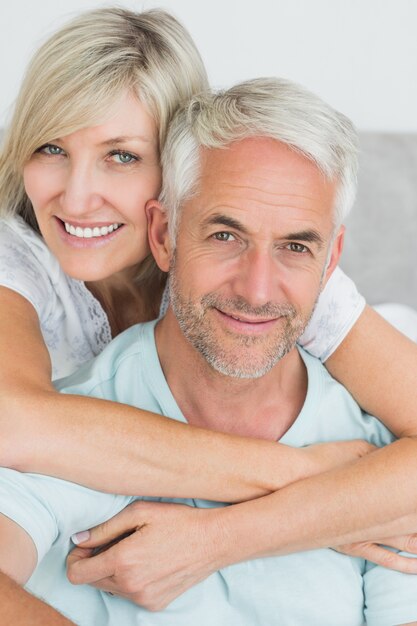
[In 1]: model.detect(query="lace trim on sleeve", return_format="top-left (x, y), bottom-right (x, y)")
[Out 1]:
top-left (298, 266), bottom-right (366, 362)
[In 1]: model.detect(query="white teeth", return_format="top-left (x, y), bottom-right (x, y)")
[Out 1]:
top-left (64, 222), bottom-right (122, 239)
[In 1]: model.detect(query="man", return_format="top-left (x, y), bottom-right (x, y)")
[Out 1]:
top-left (0, 77), bottom-right (417, 625)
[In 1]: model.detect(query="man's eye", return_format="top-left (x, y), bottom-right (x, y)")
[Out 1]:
top-left (286, 242), bottom-right (308, 253)
top-left (36, 144), bottom-right (64, 156)
top-left (109, 150), bottom-right (138, 165)
top-left (213, 232), bottom-right (236, 242)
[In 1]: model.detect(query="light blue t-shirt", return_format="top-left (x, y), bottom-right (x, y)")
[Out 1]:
top-left (0, 320), bottom-right (416, 626)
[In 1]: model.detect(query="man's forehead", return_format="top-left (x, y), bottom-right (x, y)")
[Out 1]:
top-left (200, 137), bottom-right (317, 174)
top-left (197, 138), bottom-right (332, 196)
top-left (193, 137), bottom-right (337, 225)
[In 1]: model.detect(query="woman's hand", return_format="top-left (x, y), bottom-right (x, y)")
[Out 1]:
top-left (65, 439), bottom-right (377, 610)
top-left (67, 500), bottom-right (228, 611)
top-left (335, 534), bottom-right (417, 573)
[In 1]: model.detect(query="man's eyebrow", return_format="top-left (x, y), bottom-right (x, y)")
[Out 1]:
top-left (285, 229), bottom-right (324, 248)
top-left (202, 214), bottom-right (249, 233)
top-left (202, 216), bottom-right (325, 248)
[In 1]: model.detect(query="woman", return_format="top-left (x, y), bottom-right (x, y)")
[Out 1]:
top-left (1, 6), bottom-right (417, 617)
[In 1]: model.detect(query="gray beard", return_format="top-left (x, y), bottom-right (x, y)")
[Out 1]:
top-left (169, 266), bottom-right (318, 379)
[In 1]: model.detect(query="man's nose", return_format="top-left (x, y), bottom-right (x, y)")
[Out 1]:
top-left (233, 248), bottom-right (280, 307)
top-left (58, 162), bottom-right (104, 217)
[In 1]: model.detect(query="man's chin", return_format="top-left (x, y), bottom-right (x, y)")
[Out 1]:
top-left (202, 344), bottom-right (295, 380)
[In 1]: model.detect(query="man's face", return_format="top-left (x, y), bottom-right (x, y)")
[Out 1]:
top-left (152, 137), bottom-right (343, 378)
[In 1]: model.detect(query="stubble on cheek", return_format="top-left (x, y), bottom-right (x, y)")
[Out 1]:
top-left (168, 263), bottom-right (317, 378)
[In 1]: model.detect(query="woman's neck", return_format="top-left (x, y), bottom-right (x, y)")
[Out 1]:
top-left (86, 260), bottom-right (166, 337)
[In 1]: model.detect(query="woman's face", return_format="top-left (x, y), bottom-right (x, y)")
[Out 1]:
top-left (23, 91), bottom-right (162, 282)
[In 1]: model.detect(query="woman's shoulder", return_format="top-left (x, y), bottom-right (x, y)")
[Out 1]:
top-left (298, 267), bottom-right (365, 362)
top-left (1, 214), bottom-right (63, 283)
top-left (0, 214), bottom-right (53, 262)
top-left (0, 214), bottom-right (68, 288)
top-left (0, 216), bottom-right (112, 377)
top-left (0, 215), bottom-right (62, 314)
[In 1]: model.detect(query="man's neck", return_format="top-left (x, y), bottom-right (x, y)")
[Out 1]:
top-left (155, 311), bottom-right (308, 442)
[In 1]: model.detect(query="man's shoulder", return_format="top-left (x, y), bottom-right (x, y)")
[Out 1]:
top-left (103, 320), bottom-right (155, 362)
top-left (55, 320), bottom-right (157, 396)
top-left (295, 346), bottom-right (395, 448)
top-left (297, 345), bottom-right (339, 389)
top-left (298, 345), bottom-right (364, 415)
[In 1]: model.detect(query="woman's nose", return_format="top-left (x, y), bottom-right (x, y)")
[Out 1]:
top-left (59, 162), bottom-right (104, 217)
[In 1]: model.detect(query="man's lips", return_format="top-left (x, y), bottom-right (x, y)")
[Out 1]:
top-left (214, 308), bottom-right (281, 333)
top-left (218, 309), bottom-right (277, 324)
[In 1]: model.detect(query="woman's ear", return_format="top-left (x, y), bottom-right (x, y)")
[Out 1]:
top-left (146, 200), bottom-right (172, 272)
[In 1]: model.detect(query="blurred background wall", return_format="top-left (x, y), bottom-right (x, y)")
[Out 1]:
top-left (1, 0), bottom-right (416, 131)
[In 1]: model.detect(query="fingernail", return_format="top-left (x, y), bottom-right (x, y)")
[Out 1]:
top-left (71, 530), bottom-right (90, 545)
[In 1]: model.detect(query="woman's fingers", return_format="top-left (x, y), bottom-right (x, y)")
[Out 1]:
top-left (336, 538), bottom-right (417, 574)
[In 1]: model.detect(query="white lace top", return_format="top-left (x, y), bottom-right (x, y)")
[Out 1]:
top-left (0, 217), bottom-right (112, 379)
top-left (0, 216), bottom-right (366, 379)
top-left (298, 266), bottom-right (366, 362)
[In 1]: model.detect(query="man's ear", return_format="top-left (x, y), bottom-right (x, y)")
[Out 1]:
top-left (322, 225), bottom-right (345, 288)
top-left (146, 199), bottom-right (172, 272)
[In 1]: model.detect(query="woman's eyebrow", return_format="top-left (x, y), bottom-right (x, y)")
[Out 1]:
top-left (100, 135), bottom-right (155, 146)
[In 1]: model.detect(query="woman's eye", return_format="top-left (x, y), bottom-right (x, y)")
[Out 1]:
top-left (109, 151), bottom-right (138, 165)
top-left (213, 232), bottom-right (236, 242)
top-left (286, 242), bottom-right (309, 253)
top-left (36, 144), bottom-right (64, 156)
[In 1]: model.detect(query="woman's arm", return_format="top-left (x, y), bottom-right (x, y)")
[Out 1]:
top-left (0, 287), bottom-right (367, 500)
top-left (0, 571), bottom-right (74, 625)
top-left (0, 516), bottom-right (74, 625)
top-left (325, 304), bottom-right (417, 437)
top-left (221, 438), bottom-right (417, 559)
top-left (67, 440), bottom-right (417, 608)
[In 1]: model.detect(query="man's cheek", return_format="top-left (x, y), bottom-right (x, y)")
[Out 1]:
top-left (289, 274), bottom-right (323, 313)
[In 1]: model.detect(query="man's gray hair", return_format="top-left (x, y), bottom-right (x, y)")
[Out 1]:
top-left (160, 77), bottom-right (358, 242)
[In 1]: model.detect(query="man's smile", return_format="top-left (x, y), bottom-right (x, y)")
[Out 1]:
top-left (214, 307), bottom-right (282, 334)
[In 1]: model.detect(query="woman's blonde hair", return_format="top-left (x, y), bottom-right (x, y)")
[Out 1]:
top-left (0, 7), bottom-right (208, 229)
